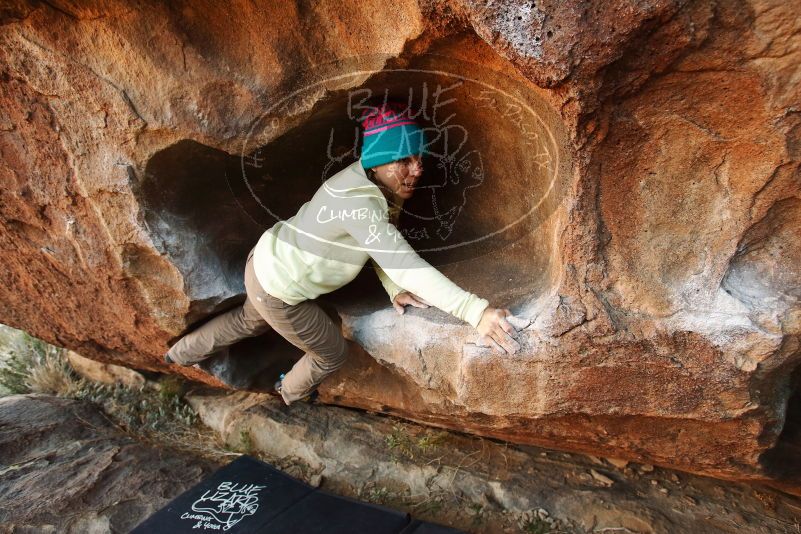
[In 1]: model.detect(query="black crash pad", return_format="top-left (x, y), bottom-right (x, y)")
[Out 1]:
top-left (261, 489), bottom-right (409, 533)
top-left (131, 455), bottom-right (313, 533)
top-left (131, 455), bottom-right (465, 533)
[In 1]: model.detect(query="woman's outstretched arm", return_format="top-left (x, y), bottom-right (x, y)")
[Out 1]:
top-left (343, 197), bottom-right (519, 353)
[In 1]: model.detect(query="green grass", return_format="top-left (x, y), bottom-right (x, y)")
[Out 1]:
top-left (236, 429), bottom-right (255, 455)
top-left (385, 422), bottom-right (447, 461)
top-left (74, 379), bottom-right (198, 433)
top-left (0, 326), bottom-right (74, 395)
top-left (521, 517), bottom-right (553, 534)
top-left (386, 423), bottom-right (417, 459)
top-left (0, 324), bottom-right (223, 458)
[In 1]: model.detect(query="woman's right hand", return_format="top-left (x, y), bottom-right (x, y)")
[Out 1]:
top-left (476, 307), bottom-right (521, 354)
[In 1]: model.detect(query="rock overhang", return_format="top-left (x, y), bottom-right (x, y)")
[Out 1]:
top-left (1, 0), bottom-right (800, 493)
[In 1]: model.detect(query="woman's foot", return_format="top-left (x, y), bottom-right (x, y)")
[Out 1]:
top-left (274, 373), bottom-right (319, 403)
top-left (273, 373), bottom-right (284, 396)
top-left (164, 352), bottom-right (196, 367)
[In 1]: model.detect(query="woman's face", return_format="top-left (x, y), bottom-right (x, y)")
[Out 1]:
top-left (370, 155), bottom-right (423, 200)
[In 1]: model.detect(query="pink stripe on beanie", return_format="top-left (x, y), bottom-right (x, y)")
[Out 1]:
top-left (359, 101), bottom-right (417, 134)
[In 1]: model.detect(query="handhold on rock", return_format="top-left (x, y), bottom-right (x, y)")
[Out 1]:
top-left (467, 314), bottom-right (530, 355)
top-left (505, 314), bottom-right (532, 330)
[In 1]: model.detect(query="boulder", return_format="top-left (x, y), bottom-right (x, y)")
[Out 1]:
top-left (0, 394), bottom-right (218, 532)
top-left (187, 389), bottom-right (801, 533)
top-left (0, 0), bottom-right (799, 489)
top-left (66, 350), bottom-right (146, 388)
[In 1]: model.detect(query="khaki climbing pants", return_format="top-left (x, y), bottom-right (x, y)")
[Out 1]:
top-left (166, 248), bottom-right (348, 404)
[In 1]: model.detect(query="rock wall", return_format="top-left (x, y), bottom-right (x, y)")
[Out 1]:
top-left (188, 390), bottom-right (801, 533)
top-left (1, 0), bottom-right (799, 489)
top-left (0, 394), bottom-right (218, 531)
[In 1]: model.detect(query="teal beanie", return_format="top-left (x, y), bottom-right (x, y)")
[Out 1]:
top-left (359, 102), bottom-right (427, 169)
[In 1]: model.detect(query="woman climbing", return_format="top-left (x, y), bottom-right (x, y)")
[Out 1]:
top-left (164, 100), bottom-right (521, 405)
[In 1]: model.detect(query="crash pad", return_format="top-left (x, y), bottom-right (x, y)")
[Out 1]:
top-left (131, 455), bottom-right (464, 533)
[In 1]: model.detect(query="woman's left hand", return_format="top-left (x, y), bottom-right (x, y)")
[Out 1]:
top-left (393, 291), bottom-right (431, 315)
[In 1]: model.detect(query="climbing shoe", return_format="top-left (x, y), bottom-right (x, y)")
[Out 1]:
top-left (274, 373), bottom-right (319, 403)
top-left (164, 352), bottom-right (195, 367)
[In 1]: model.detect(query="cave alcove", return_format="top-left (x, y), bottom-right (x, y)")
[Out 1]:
top-left (138, 34), bottom-right (570, 389)
top-left (760, 369), bottom-right (801, 482)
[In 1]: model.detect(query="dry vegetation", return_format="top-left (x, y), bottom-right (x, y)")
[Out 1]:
top-left (0, 324), bottom-right (236, 463)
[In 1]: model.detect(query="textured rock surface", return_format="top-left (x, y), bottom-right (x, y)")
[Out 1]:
top-left (188, 389), bottom-right (801, 533)
top-left (1, 0), bottom-right (800, 489)
top-left (0, 394), bottom-right (218, 532)
top-left (66, 349), bottom-right (146, 388)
